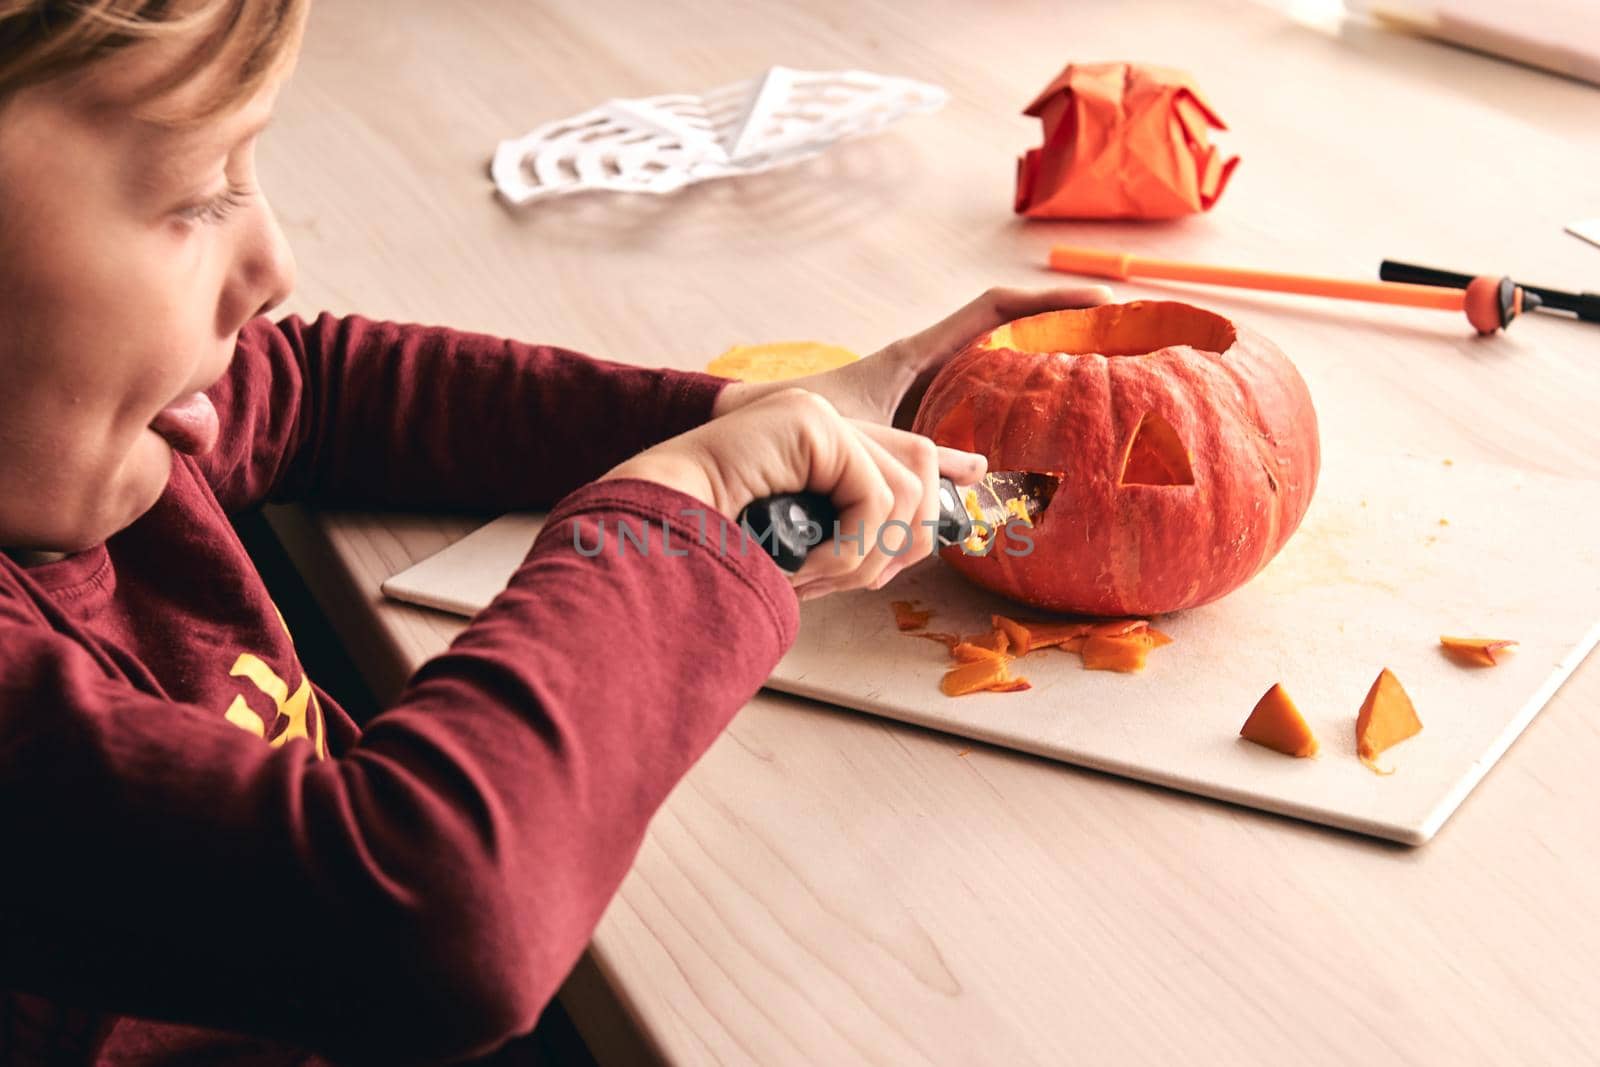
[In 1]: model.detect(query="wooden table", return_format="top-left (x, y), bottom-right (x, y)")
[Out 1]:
top-left (260, 1), bottom-right (1600, 1062)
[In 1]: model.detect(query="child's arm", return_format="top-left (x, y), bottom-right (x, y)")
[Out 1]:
top-left (199, 312), bottom-right (733, 513)
top-left (0, 384), bottom-right (981, 1062)
top-left (0, 483), bottom-right (795, 1065)
top-left (200, 283), bottom-right (1111, 516)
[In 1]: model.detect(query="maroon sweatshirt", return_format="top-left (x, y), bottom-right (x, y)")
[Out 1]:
top-left (0, 314), bottom-right (798, 1065)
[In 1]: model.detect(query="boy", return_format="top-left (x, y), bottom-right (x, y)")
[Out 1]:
top-left (0, 1), bottom-right (1106, 1063)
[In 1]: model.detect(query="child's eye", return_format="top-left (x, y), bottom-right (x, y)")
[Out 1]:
top-left (177, 184), bottom-right (252, 226)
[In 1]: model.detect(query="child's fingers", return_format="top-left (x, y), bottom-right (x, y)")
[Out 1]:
top-left (841, 427), bottom-right (937, 591)
top-left (795, 424), bottom-right (957, 598)
top-left (786, 402), bottom-right (903, 588)
top-left (892, 284), bottom-right (1115, 369)
top-left (853, 423), bottom-right (945, 579)
top-left (978, 283), bottom-right (1114, 325)
top-left (792, 427), bottom-right (919, 592)
top-left (935, 444), bottom-right (987, 483)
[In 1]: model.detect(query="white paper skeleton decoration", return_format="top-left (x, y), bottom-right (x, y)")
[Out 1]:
top-left (490, 66), bottom-right (948, 206)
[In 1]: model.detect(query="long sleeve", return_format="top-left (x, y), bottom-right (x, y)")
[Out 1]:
top-left (199, 313), bottom-right (733, 513)
top-left (0, 478), bottom-right (798, 1064)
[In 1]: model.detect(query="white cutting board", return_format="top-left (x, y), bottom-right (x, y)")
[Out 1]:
top-left (383, 453), bottom-right (1600, 844)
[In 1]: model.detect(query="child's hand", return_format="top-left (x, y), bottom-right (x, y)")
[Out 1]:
top-left (712, 284), bottom-right (1112, 428)
top-left (600, 389), bottom-right (987, 596)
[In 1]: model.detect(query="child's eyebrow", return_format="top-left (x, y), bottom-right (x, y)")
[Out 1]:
top-left (128, 113), bottom-right (274, 197)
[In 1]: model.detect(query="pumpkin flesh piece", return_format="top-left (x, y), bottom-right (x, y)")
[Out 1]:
top-left (951, 640), bottom-right (1008, 664)
top-left (1016, 620), bottom-right (1094, 648)
top-left (990, 615), bottom-right (1033, 654)
top-left (1355, 668), bottom-right (1423, 771)
top-left (1239, 683), bottom-right (1319, 758)
top-left (940, 657), bottom-right (1020, 696)
top-left (961, 489), bottom-right (991, 554)
top-left (1081, 633), bottom-right (1154, 673)
top-left (920, 612), bottom-right (1170, 690)
top-left (891, 601), bottom-right (933, 631)
top-left (1439, 635), bottom-right (1518, 668)
top-left (961, 629), bottom-right (1010, 655)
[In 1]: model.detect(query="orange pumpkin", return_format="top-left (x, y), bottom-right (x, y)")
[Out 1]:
top-left (912, 301), bottom-right (1320, 615)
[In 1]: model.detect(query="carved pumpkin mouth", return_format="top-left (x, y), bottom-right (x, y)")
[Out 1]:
top-left (980, 300), bottom-right (1236, 357)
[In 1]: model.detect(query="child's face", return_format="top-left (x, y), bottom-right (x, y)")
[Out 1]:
top-left (0, 31), bottom-right (299, 555)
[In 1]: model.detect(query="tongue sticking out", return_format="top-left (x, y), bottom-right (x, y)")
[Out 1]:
top-left (149, 392), bottom-right (220, 456)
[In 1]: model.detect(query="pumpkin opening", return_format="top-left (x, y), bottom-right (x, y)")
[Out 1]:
top-left (1119, 412), bottom-right (1196, 486)
top-left (981, 302), bottom-right (1236, 358)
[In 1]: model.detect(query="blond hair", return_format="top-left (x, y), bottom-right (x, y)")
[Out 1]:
top-left (0, 0), bottom-right (306, 121)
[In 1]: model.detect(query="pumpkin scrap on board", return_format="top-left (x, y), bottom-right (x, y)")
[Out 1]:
top-left (894, 605), bottom-right (1174, 695)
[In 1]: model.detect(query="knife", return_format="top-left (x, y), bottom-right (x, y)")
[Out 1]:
top-left (738, 471), bottom-right (1058, 573)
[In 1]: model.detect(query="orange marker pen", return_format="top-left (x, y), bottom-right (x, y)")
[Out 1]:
top-left (1047, 245), bottom-right (1539, 334)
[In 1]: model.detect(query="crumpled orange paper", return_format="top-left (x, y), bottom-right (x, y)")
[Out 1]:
top-left (1015, 62), bottom-right (1239, 220)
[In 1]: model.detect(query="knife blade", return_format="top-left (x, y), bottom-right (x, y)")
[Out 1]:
top-left (739, 471), bottom-right (1059, 573)
top-left (960, 470), bottom-right (1058, 535)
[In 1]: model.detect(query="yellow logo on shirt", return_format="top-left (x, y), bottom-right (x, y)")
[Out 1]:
top-left (221, 607), bottom-right (329, 759)
top-left (224, 654), bottom-right (328, 759)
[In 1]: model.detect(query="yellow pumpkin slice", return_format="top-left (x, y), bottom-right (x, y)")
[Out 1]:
top-left (705, 341), bottom-right (860, 382)
top-left (1439, 635), bottom-right (1518, 668)
top-left (1355, 668), bottom-right (1422, 774)
top-left (1239, 683), bottom-right (1319, 758)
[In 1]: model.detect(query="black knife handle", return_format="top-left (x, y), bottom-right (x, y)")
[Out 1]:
top-left (738, 476), bottom-right (972, 574)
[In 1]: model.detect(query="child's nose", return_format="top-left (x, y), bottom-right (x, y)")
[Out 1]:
top-left (250, 206), bottom-right (297, 317)
top-left (235, 202), bottom-right (297, 323)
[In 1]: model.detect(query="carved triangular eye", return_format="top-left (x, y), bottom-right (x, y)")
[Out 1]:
top-left (1119, 412), bottom-right (1195, 486)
